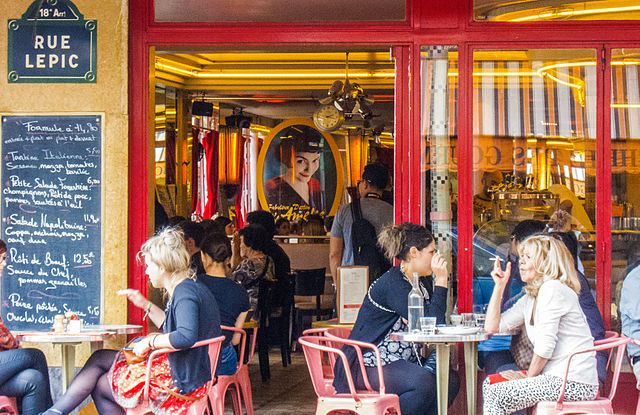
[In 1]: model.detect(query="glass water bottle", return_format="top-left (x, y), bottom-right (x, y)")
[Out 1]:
top-left (407, 272), bottom-right (424, 332)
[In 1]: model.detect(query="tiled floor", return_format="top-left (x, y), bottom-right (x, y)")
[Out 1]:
top-left (230, 348), bottom-right (317, 414)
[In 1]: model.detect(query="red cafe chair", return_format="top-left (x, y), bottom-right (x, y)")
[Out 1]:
top-left (533, 336), bottom-right (629, 415)
top-left (209, 326), bottom-right (255, 415)
top-left (298, 335), bottom-right (400, 415)
top-left (125, 335), bottom-right (225, 415)
top-left (325, 327), bottom-right (352, 340)
top-left (0, 396), bottom-right (18, 415)
top-left (303, 328), bottom-right (329, 336)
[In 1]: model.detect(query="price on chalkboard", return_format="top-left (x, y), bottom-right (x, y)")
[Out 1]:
top-left (1, 115), bottom-right (102, 330)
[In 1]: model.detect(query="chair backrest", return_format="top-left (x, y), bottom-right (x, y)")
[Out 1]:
top-left (326, 327), bottom-right (352, 339)
top-left (142, 335), bottom-right (225, 401)
top-left (596, 330), bottom-right (619, 344)
top-left (302, 328), bottom-right (328, 336)
top-left (295, 268), bottom-right (326, 310)
top-left (295, 268), bottom-right (326, 296)
top-left (556, 336), bottom-right (629, 406)
top-left (298, 335), bottom-right (387, 401)
top-left (221, 325), bottom-right (247, 372)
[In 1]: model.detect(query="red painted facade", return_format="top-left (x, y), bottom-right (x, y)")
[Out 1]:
top-left (129, 0), bottom-right (640, 329)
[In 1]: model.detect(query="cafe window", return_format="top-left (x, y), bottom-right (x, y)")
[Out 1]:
top-left (421, 45), bottom-right (458, 314)
top-left (471, 48), bottom-right (598, 310)
top-left (610, 47), bottom-right (640, 331)
top-left (474, 0), bottom-right (640, 22)
top-left (154, 0), bottom-right (405, 22)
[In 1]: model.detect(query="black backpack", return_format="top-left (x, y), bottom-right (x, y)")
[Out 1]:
top-left (350, 197), bottom-right (391, 285)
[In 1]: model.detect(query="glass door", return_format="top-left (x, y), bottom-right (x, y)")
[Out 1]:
top-left (609, 47), bottom-right (640, 331)
top-left (470, 48), bottom-right (599, 314)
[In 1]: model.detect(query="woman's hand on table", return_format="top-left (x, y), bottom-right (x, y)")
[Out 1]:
top-left (118, 289), bottom-right (148, 309)
top-left (490, 256), bottom-right (511, 289)
top-left (499, 370), bottom-right (527, 380)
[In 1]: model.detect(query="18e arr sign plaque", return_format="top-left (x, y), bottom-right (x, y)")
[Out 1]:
top-left (7, 0), bottom-right (97, 83)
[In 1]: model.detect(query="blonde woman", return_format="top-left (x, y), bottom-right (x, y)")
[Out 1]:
top-left (42, 228), bottom-right (221, 415)
top-left (483, 235), bottom-right (598, 415)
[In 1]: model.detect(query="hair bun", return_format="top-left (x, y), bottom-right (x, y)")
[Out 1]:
top-left (160, 228), bottom-right (182, 249)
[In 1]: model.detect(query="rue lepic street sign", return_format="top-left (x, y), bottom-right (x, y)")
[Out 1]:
top-left (7, 0), bottom-right (97, 83)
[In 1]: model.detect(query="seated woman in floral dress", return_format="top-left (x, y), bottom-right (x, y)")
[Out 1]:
top-left (41, 228), bottom-right (221, 415)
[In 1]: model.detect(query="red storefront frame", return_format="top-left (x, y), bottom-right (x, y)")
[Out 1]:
top-left (128, 0), bottom-right (640, 328)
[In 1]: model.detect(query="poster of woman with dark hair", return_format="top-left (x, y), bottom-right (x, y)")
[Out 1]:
top-left (258, 118), bottom-right (344, 222)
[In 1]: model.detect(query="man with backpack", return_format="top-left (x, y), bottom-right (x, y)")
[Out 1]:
top-left (329, 163), bottom-right (393, 286)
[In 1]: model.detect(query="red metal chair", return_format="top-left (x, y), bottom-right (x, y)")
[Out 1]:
top-left (0, 396), bottom-right (18, 415)
top-left (325, 327), bottom-right (352, 340)
top-left (533, 336), bottom-right (629, 415)
top-left (298, 335), bottom-right (400, 415)
top-left (125, 335), bottom-right (225, 415)
top-left (209, 326), bottom-right (255, 415)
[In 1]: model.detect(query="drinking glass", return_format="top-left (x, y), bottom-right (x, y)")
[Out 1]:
top-left (420, 316), bottom-right (437, 335)
top-left (450, 314), bottom-right (462, 326)
top-left (473, 313), bottom-right (486, 327)
top-left (461, 313), bottom-right (474, 327)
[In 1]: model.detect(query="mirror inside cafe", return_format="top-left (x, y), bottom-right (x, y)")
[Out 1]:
top-left (151, 47), bottom-right (395, 308)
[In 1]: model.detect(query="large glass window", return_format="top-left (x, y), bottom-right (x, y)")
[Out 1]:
top-left (472, 49), bottom-right (598, 311)
top-left (421, 45), bottom-right (458, 315)
top-left (610, 48), bottom-right (640, 331)
top-left (475, 1), bottom-right (640, 22)
top-left (155, 0), bottom-right (405, 22)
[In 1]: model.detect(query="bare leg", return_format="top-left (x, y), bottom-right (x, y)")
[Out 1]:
top-left (41, 349), bottom-right (118, 415)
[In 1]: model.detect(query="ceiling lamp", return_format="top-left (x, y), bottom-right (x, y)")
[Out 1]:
top-left (313, 52), bottom-right (375, 132)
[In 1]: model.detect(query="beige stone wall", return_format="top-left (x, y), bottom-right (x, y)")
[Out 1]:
top-left (0, 0), bottom-right (129, 366)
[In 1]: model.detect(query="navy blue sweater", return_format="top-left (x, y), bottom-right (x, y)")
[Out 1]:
top-left (333, 266), bottom-right (448, 393)
top-left (162, 278), bottom-right (221, 394)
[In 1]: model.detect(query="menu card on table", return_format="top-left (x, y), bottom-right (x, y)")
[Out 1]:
top-left (337, 266), bottom-right (368, 324)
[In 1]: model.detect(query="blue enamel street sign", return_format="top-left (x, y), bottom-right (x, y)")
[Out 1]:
top-left (7, 0), bottom-right (97, 83)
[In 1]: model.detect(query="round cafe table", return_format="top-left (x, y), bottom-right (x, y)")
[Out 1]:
top-left (390, 328), bottom-right (490, 415)
top-left (15, 324), bottom-right (143, 392)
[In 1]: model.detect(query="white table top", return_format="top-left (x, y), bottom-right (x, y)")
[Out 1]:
top-left (390, 329), bottom-right (491, 343)
top-left (83, 324), bottom-right (143, 334)
top-left (15, 324), bottom-right (143, 343)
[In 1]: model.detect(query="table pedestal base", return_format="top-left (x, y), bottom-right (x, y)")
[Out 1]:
top-left (59, 343), bottom-right (79, 393)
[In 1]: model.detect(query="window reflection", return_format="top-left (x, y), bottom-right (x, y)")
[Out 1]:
top-left (472, 49), bottom-right (597, 314)
top-left (611, 48), bottom-right (640, 331)
top-left (475, 0), bottom-right (640, 22)
top-left (421, 46), bottom-right (458, 315)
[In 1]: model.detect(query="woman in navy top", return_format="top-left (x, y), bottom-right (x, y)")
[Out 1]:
top-left (333, 222), bottom-right (460, 415)
top-left (42, 228), bottom-right (221, 415)
top-left (198, 232), bottom-right (250, 375)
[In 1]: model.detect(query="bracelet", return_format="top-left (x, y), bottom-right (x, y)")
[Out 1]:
top-left (150, 335), bottom-right (157, 349)
top-left (143, 301), bottom-right (152, 321)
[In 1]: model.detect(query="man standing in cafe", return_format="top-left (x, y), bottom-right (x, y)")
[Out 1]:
top-left (329, 163), bottom-right (393, 285)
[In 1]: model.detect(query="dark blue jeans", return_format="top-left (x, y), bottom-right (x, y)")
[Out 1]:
top-left (0, 348), bottom-right (52, 415)
top-left (356, 360), bottom-right (460, 415)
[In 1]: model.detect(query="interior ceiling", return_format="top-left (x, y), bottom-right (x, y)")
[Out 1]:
top-left (474, 0), bottom-right (640, 21)
top-left (155, 49), bottom-right (395, 126)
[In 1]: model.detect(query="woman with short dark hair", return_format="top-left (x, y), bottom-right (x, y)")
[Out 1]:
top-left (231, 225), bottom-right (275, 316)
top-left (199, 232), bottom-right (250, 375)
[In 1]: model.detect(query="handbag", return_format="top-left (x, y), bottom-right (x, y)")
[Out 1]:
top-left (509, 327), bottom-right (534, 370)
top-left (121, 333), bottom-right (161, 365)
top-left (119, 334), bottom-right (201, 402)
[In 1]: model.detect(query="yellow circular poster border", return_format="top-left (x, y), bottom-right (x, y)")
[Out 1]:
top-left (256, 118), bottom-right (344, 217)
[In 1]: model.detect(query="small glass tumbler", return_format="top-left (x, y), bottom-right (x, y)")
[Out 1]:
top-left (473, 313), bottom-right (486, 328)
top-left (461, 313), bottom-right (474, 327)
top-left (450, 314), bottom-right (463, 326)
top-left (420, 316), bottom-right (437, 335)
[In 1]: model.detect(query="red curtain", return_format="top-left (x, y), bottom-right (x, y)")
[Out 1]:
top-left (234, 133), bottom-right (247, 229)
top-left (201, 130), bottom-right (220, 218)
top-left (191, 127), bottom-right (201, 213)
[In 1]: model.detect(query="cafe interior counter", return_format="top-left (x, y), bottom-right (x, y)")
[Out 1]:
top-left (276, 236), bottom-right (330, 272)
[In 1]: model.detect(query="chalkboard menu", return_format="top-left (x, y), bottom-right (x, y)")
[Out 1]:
top-left (0, 115), bottom-right (101, 330)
